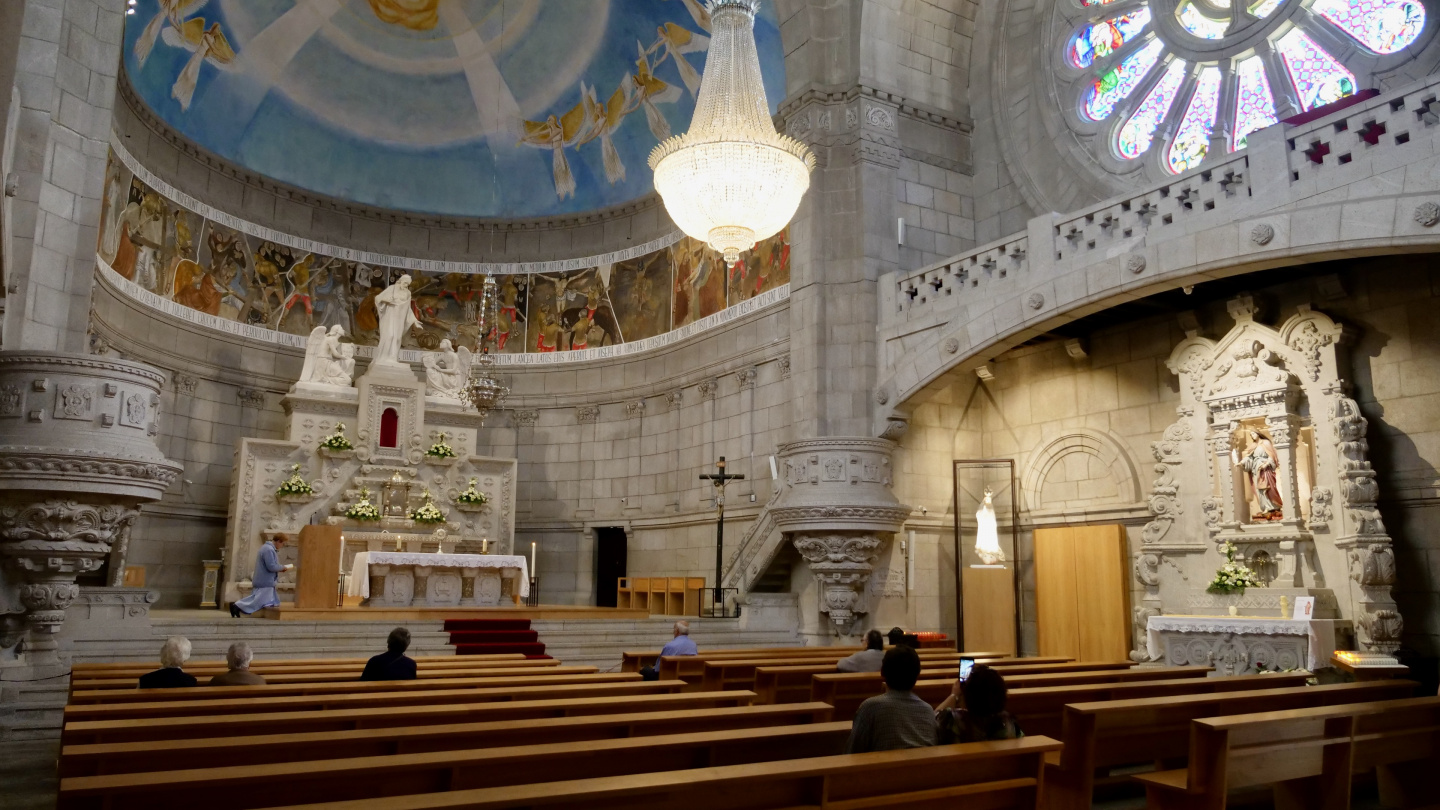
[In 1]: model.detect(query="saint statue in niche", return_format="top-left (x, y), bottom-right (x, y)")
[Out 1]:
top-left (974, 488), bottom-right (1006, 566)
top-left (1233, 429), bottom-right (1283, 522)
top-left (374, 275), bottom-right (421, 366)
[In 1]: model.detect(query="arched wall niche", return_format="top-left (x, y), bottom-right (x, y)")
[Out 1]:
top-left (1020, 428), bottom-right (1144, 516)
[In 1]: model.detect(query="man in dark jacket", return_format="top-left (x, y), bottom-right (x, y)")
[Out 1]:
top-left (360, 627), bottom-right (418, 681)
top-left (138, 636), bottom-right (199, 689)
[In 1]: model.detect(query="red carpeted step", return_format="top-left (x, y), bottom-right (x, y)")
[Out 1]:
top-left (447, 630), bottom-right (539, 644)
top-left (443, 618), bottom-right (532, 632)
top-left (455, 642), bottom-right (548, 657)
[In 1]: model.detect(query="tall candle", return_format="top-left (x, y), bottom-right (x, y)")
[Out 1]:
top-left (531, 541), bottom-right (537, 579)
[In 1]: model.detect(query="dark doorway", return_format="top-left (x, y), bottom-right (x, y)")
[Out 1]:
top-left (380, 408), bottom-right (399, 447)
top-left (594, 527), bottom-right (628, 607)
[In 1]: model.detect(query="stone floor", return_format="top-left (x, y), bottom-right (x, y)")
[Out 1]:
top-left (0, 739), bottom-right (59, 810)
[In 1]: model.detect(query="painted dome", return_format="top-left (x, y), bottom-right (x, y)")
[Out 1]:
top-left (121, 0), bottom-right (787, 218)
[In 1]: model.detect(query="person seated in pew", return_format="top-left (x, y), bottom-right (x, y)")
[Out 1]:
top-left (360, 627), bottom-right (418, 681)
top-left (836, 629), bottom-right (886, 673)
top-left (846, 646), bottom-right (936, 753)
top-left (138, 637), bottom-right (198, 689)
top-left (934, 664), bottom-right (1024, 743)
top-left (207, 642), bottom-right (266, 686)
top-left (640, 620), bottom-right (698, 681)
top-left (886, 625), bottom-right (920, 649)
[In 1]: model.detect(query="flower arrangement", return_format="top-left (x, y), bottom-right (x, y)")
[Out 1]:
top-left (319, 422), bottom-right (353, 452)
top-left (275, 464), bottom-right (313, 498)
top-left (409, 490), bottom-right (446, 524)
top-left (426, 431), bottom-right (456, 459)
top-left (1206, 541), bottom-right (1264, 595)
top-left (456, 478), bottom-right (489, 506)
top-left (344, 487), bottom-right (381, 522)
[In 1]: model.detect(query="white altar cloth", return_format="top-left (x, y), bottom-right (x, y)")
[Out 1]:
top-left (1146, 614), bottom-right (1335, 671)
top-left (347, 552), bottom-right (530, 598)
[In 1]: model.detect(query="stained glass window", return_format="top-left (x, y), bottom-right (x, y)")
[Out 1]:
top-left (1084, 39), bottom-right (1166, 121)
top-left (1277, 28), bottom-right (1358, 111)
top-left (1117, 59), bottom-right (1188, 158)
top-left (1231, 56), bottom-right (1279, 150)
top-left (1178, 2), bottom-right (1230, 38)
top-left (1249, 0), bottom-right (1288, 18)
top-left (1313, 0), bottom-right (1425, 53)
top-left (1167, 66), bottom-right (1222, 173)
top-left (1069, 8), bottom-right (1153, 68)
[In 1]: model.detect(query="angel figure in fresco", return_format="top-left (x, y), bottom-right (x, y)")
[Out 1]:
top-left (1233, 429), bottom-right (1284, 522)
top-left (647, 22), bottom-right (710, 97)
top-left (666, 0), bottom-right (713, 32)
top-left (632, 45), bottom-right (683, 140)
top-left (518, 104), bottom-right (588, 200)
top-left (133, 0), bottom-right (205, 67)
top-left (164, 20), bottom-right (236, 110)
top-left (575, 82), bottom-right (638, 184)
top-left (367, 0), bottom-right (440, 31)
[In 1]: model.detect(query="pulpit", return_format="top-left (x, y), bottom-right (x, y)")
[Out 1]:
top-left (295, 525), bottom-right (343, 608)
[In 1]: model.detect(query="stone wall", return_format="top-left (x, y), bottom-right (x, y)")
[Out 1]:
top-left (895, 258), bottom-right (1440, 658)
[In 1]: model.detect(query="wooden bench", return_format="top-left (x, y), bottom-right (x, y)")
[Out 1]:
top-left (1043, 679), bottom-right (1419, 810)
top-left (619, 646), bottom-right (860, 672)
top-left (752, 654), bottom-right (1006, 703)
top-left (62, 690), bottom-right (759, 745)
top-left (258, 736), bottom-right (1064, 810)
top-left (1006, 672), bottom-right (1305, 739)
top-left (68, 672), bottom-right (634, 705)
top-left (1135, 695), bottom-right (1440, 810)
top-left (72, 662), bottom-right (571, 691)
top-left (699, 654), bottom-right (968, 693)
top-left (69, 654), bottom-right (523, 675)
top-left (1001, 665), bottom-right (1214, 690)
top-left (68, 655), bottom-right (530, 681)
top-left (63, 677), bottom-right (669, 721)
top-left (58, 722), bottom-right (856, 809)
top-left (60, 702), bottom-right (837, 778)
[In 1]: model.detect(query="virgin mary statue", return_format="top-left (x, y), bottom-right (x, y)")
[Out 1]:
top-left (975, 488), bottom-right (1006, 565)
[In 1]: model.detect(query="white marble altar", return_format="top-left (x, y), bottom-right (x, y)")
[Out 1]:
top-left (348, 552), bottom-right (530, 607)
top-left (1147, 614), bottom-right (1337, 674)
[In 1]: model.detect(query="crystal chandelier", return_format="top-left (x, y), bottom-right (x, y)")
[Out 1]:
top-left (649, 0), bottom-right (814, 267)
top-left (462, 276), bottom-right (509, 424)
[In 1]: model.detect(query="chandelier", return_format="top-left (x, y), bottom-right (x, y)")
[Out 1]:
top-left (462, 276), bottom-right (509, 424)
top-left (649, 0), bottom-right (814, 267)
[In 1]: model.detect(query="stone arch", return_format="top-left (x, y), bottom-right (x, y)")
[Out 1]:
top-left (1020, 429), bottom-right (1142, 515)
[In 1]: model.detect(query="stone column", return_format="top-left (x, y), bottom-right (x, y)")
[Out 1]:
top-left (791, 532), bottom-right (884, 636)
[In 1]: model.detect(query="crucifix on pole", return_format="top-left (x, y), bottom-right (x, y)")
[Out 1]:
top-left (700, 456), bottom-right (744, 615)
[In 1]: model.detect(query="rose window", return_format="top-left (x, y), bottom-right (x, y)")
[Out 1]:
top-left (1061, 0), bottom-right (1429, 174)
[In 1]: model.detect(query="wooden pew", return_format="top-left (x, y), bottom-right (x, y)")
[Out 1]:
top-left (257, 737), bottom-right (1064, 810)
top-left (1135, 695), bottom-right (1440, 810)
top-left (64, 677), bottom-right (668, 721)
top-left (69, 654), bottom-right (522, 675)
top-left (619, 646), bottom-right (860, 672)
top-left (812, 661), bottom-right (1138, 721)
top-left (753, 654), bottom-right (1001, 704)
top-left (1006, 673), bottom-right (1307, 739)
top-left (61, 703), bottom-right (837, 778)
top-left (699, 654), bottom-right (970, 692)
top-left (657, 646), bottom-right (969, 687)
top-left (1042, 679), bottom-right (1419, 810)
top-left (58, 722), bottom-right (857, 809)
top-left (1001, 666), bottom-right (1213, 690)
top-left (72, 662), bottom-right (570, 691)
top-left (62, 690), bottom-right (759, 745)
top-left (68, 672), bottom-right (633, 705)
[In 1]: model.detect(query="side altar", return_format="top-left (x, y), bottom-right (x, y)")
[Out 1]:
top-left (1129, 296), bottom-right (1400, 672)
top-left (222, 276), bottom-right (517, 606)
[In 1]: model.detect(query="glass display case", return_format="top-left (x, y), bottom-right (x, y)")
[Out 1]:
top-left (953, 459), bottom-right (1021, 655)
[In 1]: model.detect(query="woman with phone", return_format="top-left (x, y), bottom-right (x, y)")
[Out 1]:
top-left (934, 663), bottom-right (1024, 743)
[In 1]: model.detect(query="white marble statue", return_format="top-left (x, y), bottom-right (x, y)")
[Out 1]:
top-left (374, 274), bottom-right (421, 366)
top-left (974, 488), bottom-right (1006, 565)
top-left (298, 325), bottom-right (356, 388)
top-left (423, 339), bottom-right (473, 401)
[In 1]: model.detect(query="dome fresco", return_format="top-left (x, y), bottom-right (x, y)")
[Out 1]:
top-left (121, 0), bottom-right (787, 218)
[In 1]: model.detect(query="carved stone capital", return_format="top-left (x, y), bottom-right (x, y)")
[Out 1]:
top-left (791, 531), bottom-right (887, 636)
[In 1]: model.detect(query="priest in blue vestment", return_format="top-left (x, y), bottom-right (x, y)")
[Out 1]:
top-left (230, 533), bottom-right (292, 617)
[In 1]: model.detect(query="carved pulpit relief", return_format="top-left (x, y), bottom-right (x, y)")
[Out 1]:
top-left (1137, 296), bottom-right (1401, 656)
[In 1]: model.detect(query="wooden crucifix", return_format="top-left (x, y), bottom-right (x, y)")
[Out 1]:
top-left (699, 456), bottom-right (745, 606)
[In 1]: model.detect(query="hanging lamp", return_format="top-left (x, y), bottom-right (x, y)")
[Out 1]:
top-left (649, 0), bottom-right (814, 267)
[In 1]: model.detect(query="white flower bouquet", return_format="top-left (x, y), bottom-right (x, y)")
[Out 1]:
top-left (275, 464), bottom-right (314, 498)
top-left (410, 490), bottom-right (446, 524)
top-left (1206, 541), bottom-right (1264, 594)
top-left (319, 422), bottom-right (353, 452)
top-left (456, 478), bottom-right (488, 506)
top-left (426, 431), bottom-right (456, 459)
top-left (345, 487), bottom-right (381, 521)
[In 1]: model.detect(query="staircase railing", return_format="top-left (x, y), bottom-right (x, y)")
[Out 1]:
top-left (720, 486), bottom-right (786, 595)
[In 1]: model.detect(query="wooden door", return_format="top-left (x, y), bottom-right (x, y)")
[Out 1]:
top-left (1034, 525), bottom-right (1130, 661)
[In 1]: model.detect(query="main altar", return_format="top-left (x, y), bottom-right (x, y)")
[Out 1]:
top-left (1129, 296), bottom-right (1401, 672)
top-left (222, 277), bottom-right (517, 607)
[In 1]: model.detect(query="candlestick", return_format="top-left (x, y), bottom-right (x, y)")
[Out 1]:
top-left (531, 541), bottom-right (537, 578)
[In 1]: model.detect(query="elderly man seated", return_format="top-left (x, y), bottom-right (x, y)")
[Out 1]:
top-left (208, 642), bottom-right (266, 686)
top-left (640, 620), bottom-right (697, 681)
top-left (138, 636), bottom-right (198, 689)
top-left (836, 629), bottom-right (886, 672)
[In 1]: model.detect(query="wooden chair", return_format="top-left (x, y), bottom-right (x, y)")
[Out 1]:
top-left (58, 722), bottom-right (856, 809)
top-left (71, 662), bottom-right (582, 691)
top-left (255, 736), bottom-right (1064, 810)
top-left (615, 577), bottom-right (637, 609)
top-left (62, 690), bottom-right (759, 746)
top-left (68, 672), bottom-right (637, 705)
top-left (60, 703), bottom-right (837, 778)
top-left (63, 678), bottom-right (675, 722)
top-left (1135, 695), bottom-right (1440, 810)
top-left (1042, 680), bottom-right (1419, 810)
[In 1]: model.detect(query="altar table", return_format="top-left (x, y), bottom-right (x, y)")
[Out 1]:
top-left (347, 552), bottom-right (530, 607)
top-left (1146, 614), bottom-right (1337, 674)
